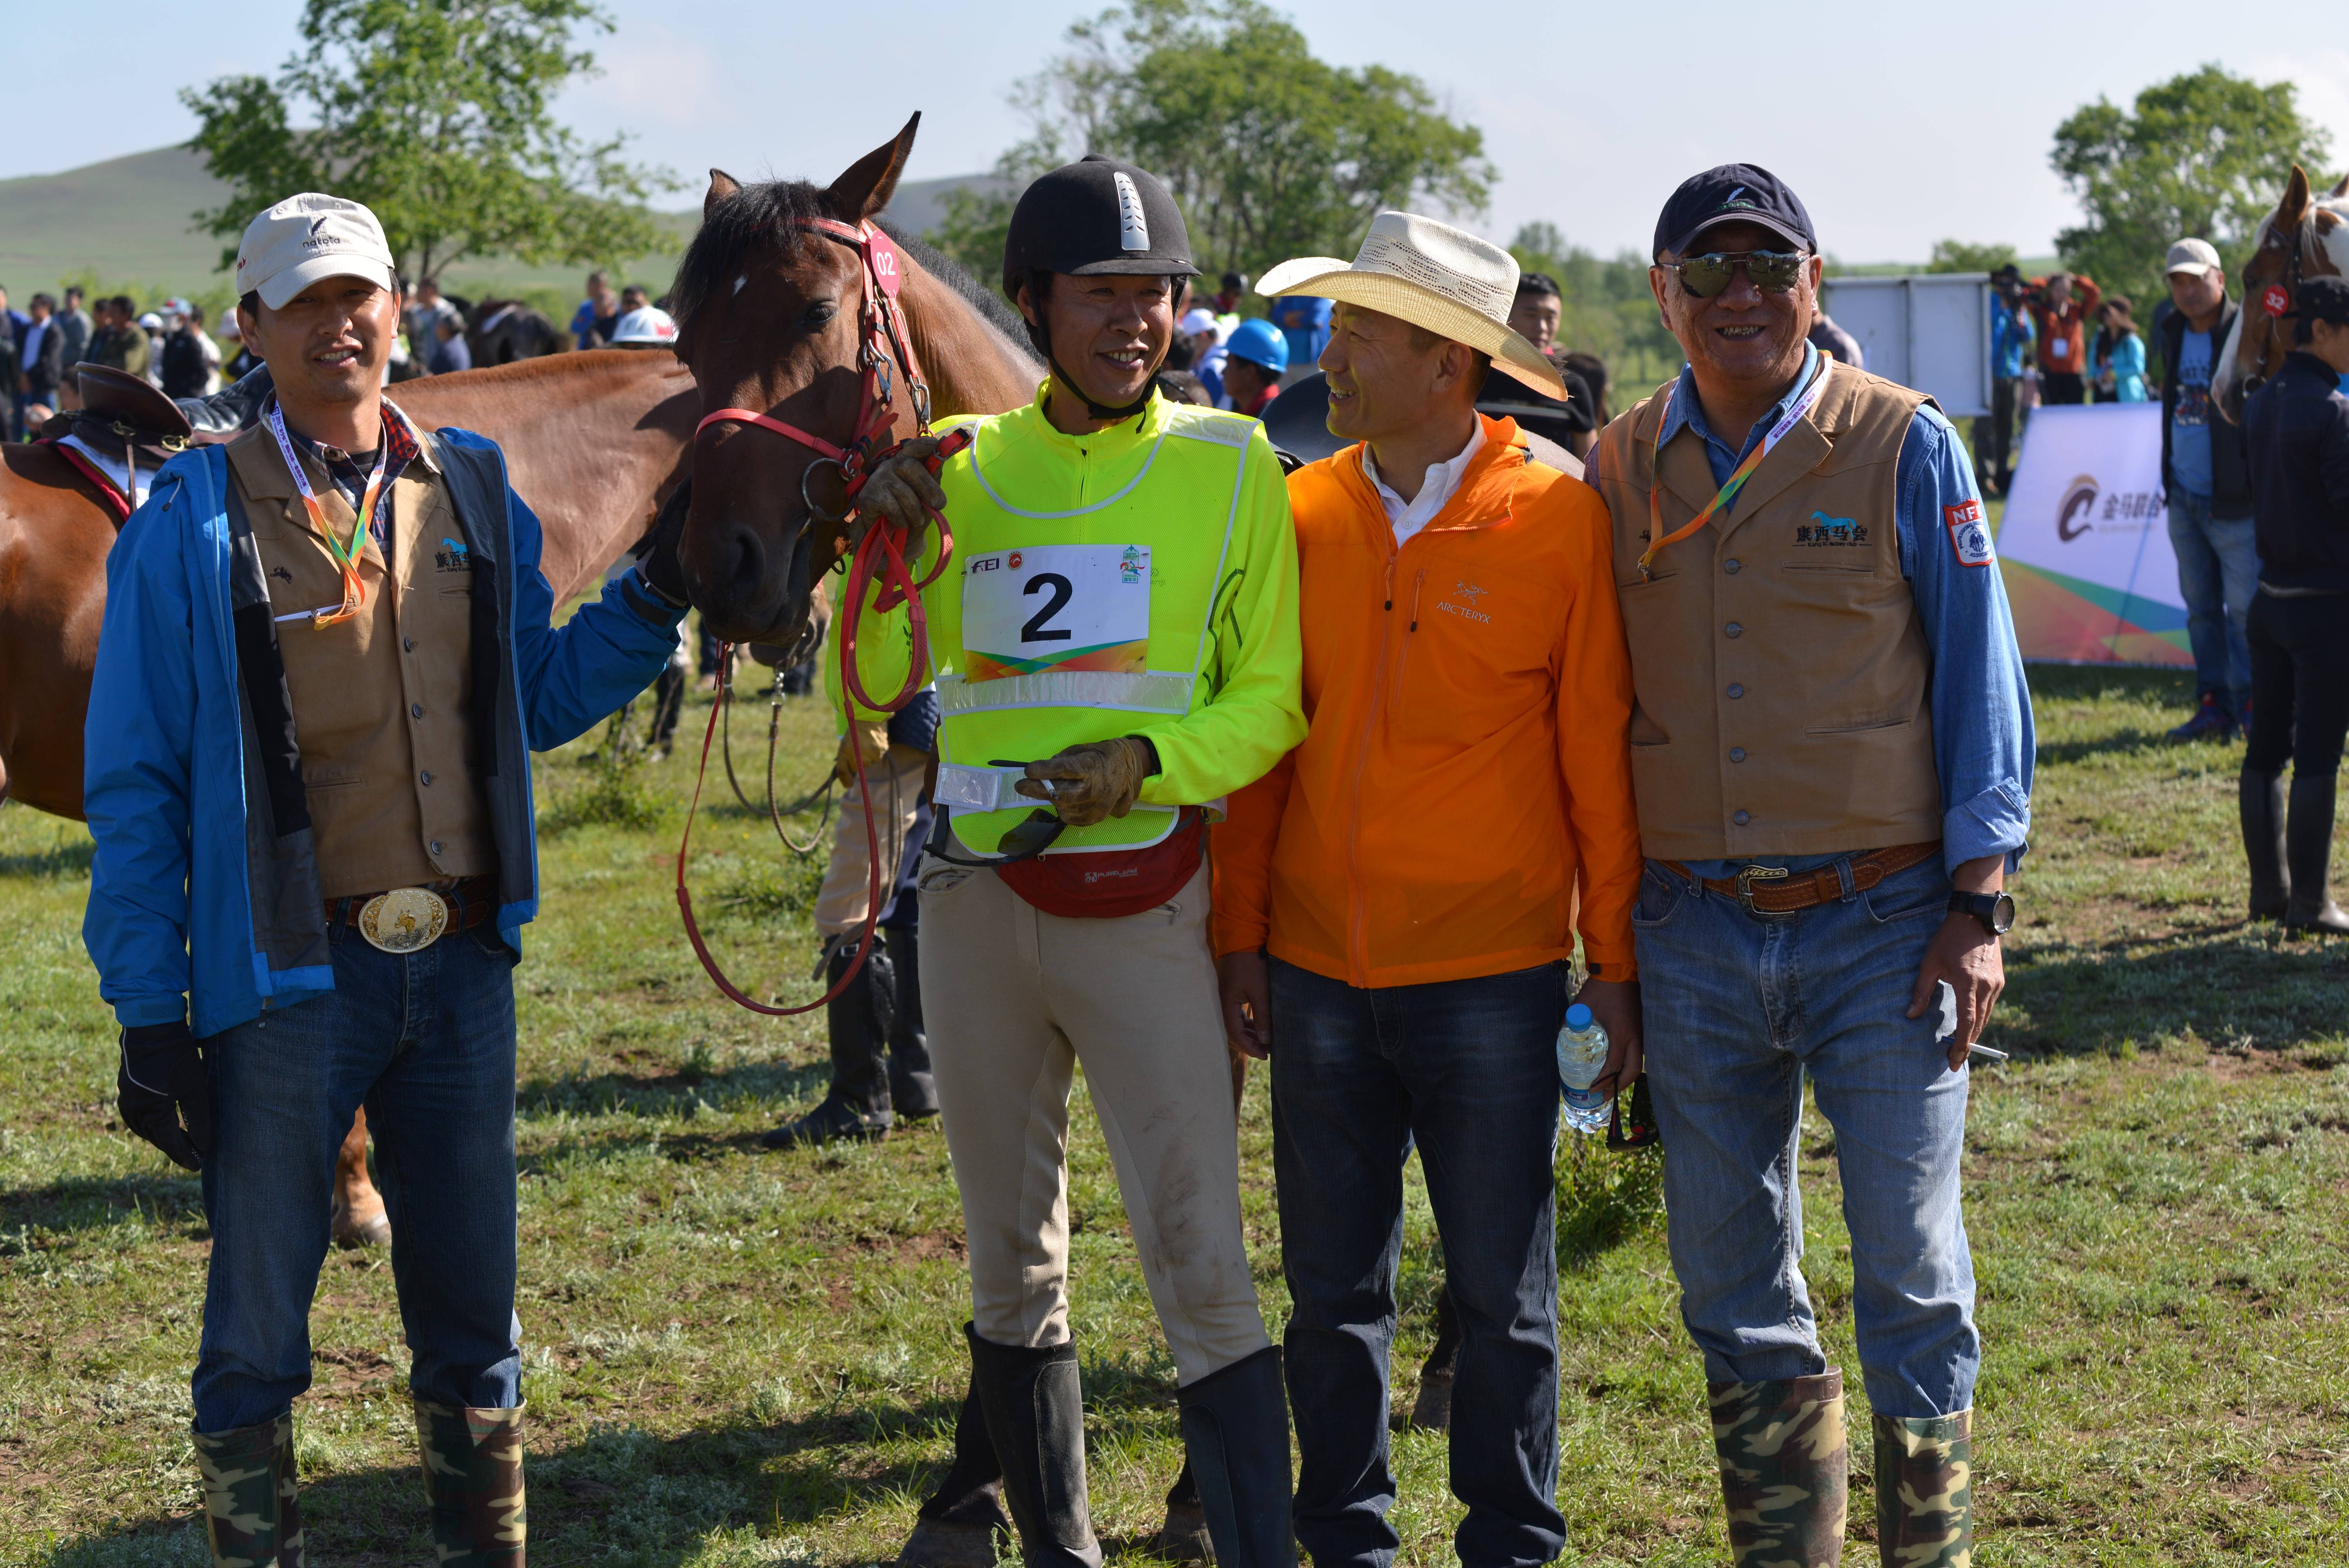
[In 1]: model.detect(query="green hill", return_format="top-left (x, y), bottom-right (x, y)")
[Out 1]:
top-left (0, 146), bottom-right (1002, 317)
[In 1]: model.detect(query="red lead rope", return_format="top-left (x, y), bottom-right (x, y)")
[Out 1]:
top-left (672, 212), bottom-right (970, 1017)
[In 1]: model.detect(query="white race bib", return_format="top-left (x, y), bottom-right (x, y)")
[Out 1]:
top-left (2050, 337), bottom-right (2067, 359)
top-left (961, 543), bottom-right (1151, 682)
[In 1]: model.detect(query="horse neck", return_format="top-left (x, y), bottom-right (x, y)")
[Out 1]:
top-left (395, 353), bottom-right (699, 600)
top-left (895, 261), bottom-right (1041, 421)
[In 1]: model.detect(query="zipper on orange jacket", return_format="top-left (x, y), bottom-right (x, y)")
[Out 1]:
top-left (1347, 528), bottom-right (1401, 984)
top-left (1392, 566), bottom-right (1426, 718)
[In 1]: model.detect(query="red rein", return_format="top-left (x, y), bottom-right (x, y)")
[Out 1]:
top-left (673, 217), bottom-right (966, 1018)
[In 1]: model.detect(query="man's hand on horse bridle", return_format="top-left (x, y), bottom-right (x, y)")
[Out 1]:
top-left (849, 436), bottom-right (948, 556)
top-left (637, 481), bottom-right (693, 609)
top-left (118, 1021), bottom-right (213, 1172)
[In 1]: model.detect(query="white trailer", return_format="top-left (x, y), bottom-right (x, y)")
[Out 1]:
top-left (1818, 273), bottom-right (1994, 419)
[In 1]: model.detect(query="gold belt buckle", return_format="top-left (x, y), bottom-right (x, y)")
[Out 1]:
top-left (1733, 864), bottom-right (1790, 914)
top-left (357, 886), bottom-right (449, 953)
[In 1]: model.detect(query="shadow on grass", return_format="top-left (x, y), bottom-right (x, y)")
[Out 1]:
top-left (0, 836), bottom-right (96, 879)
top-left (517, 1055), bottom-right (832, 1127)
top-left (0, 1171), bottom-right (205, 1238)
top-left (1997, 927), bottom-right (2349, 1057)
top-left (2025, 663), bottom-right (2196, 707)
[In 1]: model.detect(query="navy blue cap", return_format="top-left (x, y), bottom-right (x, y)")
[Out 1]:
top-left (2298, 274), bottom-right (2349, 326)
top-left (1653, 164), bottom-right (1817, 261)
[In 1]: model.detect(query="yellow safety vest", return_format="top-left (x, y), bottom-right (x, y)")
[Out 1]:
top-left (917, 386), bottom-right (1305, 857)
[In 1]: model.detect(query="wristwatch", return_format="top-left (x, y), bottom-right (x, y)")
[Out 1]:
top-left (1949, 891), bottom-right (2016, 936)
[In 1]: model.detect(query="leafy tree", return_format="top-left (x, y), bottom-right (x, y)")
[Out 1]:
top-left (2051, 64), bottom-right (2332, 310)
top-left (1506, 221), bottom-right (1681, 394)
top-left (931, 0), bottom-right (1491, 290)
top-left (1927, 239), bottom-right (2018, 274)
top-left (182, 0), bottom-right (674, 286)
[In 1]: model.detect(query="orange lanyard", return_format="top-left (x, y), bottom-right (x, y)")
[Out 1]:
top-left (1640, 358), bottom-right (1830, 582)
top-left (264, 401), bottom-right (391, 629)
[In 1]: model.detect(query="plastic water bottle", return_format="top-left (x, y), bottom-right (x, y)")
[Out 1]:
top-left (1557, 1002), bottom-right (1612, 1135)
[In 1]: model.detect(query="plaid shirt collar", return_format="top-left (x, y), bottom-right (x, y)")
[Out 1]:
top-left (269, 394), bottom-right (424, 547)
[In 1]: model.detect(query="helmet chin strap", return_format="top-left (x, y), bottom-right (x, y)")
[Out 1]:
top-left (1025, 315), bottom-right (1165, 422)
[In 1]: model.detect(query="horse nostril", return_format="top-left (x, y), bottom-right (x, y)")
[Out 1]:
top-left (728, 528), bottom-right (764, 594)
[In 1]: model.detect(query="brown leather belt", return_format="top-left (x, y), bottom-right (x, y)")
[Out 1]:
top-left (1662, 842), bottom-right (1941, 914)
top-left (326, 875), bottom-right (500, 933)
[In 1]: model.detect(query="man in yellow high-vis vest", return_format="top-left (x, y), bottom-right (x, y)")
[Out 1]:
top-left (857, 155), bottom-right (1304, 1568)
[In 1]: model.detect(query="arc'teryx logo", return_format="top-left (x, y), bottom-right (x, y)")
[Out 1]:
top-left (1436, 580), bottom-right (1492, 624)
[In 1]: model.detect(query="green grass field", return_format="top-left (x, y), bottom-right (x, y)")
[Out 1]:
top-left (2, 663), bottom-right (2345, 1565)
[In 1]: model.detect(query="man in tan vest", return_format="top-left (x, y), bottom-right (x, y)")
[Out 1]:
top-left (1586, 165), bottom-right (2034, 1568)
top-left (83, 193), bottom-right (693, 1566)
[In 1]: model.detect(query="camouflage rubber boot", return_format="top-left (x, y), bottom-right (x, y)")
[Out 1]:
top-left (1708, 1369), bottom-right (1849, 1568)
top-left (1871, 1409), bottom-right (1973, 1568)
top-left (416, 1400), bottom-right (527, 1566)
top-left (192, 1413), bottom-right (305, 1567)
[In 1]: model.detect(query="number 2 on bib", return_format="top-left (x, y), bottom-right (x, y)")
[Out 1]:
top-left (962, 543), bottom-right (1151, 682)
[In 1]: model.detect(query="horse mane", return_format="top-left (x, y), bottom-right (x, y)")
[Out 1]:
top-left (670, 179), bottom-right (834, 334)
top-left (875, 219), bottom-right (1030, 346)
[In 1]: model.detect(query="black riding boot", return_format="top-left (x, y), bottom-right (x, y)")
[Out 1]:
top-left (2242, 769), bottom-right (2291, 919)
top-left (645, 663), bottom-right (685, 757)
top-left (966, 1325), bottom-right (1102, 1568)
top-left (2285, 773), bottom-right (2349, 934)
top-left (896, 1378), bottom-right (1014, 1568)
top-left (1177, 1347), bottom-right (1296, 1568)
top-left (1411, 1284), bottom-right (1462, 1430)
top-left (888, 923), bottom-right (940, 1119)
top-left (762, 935), bottom-right (896, 1148)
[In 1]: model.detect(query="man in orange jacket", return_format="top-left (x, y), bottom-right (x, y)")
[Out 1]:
top-left (1212, 212), bottom-right (1644, 1566)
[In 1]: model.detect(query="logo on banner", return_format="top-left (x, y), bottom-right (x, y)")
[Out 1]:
top-left (2057, 475), bottom-right (2099, 541)
top-left (1945, 500), bottom-right (1994, 567)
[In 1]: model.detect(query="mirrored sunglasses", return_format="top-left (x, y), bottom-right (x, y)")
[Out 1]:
top-left (1663, 250), bottom-right (1810, 298)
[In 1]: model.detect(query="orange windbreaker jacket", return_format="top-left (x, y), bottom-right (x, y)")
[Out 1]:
top-left (1211, 416), bottom-right (1644, 986)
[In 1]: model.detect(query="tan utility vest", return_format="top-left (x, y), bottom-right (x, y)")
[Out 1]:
top-left (1587, 359), bottom-right (1942, 859)
top-left (228, 428), bottom-right (494, 899)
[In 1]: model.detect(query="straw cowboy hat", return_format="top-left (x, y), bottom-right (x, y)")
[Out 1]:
top-left (1257, 211), bottom-right (1567, 399)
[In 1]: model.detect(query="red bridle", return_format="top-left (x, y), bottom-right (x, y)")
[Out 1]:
top-left (677, 214), bottom-right (968, 1019)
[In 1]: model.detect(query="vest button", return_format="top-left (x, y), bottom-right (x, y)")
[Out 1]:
top-left (1724, 558), bottom-right (1741, 574)
top-left (1733, 809), bottom-right (1751, 825)
top-left (419, 770), bottom-right (433, 786)
top-left (1725, 622), bottom-right (1743, 638)
top-left (1727, 683), bottom-right (1745, 698)
top-left (430, 839), bottom-right (444, 856)
top-left (403, 637), bottom-right (416, 652)
top-left (1730, 747), bottom-right (1747, 762)
top-left (410, 703), bottom-right (424, 720)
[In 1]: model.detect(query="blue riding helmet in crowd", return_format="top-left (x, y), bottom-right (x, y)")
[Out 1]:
top-left (1224, 317), bottom-right (1290, 376)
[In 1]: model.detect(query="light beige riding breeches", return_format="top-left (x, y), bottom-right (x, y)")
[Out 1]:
top-left (916, 858), bottom-right (1271, 1386)
top-left (811, 743), bottom-right (929, 939)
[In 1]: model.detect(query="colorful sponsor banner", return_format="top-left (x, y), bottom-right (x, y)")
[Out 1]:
top-left (1994, 403), bottom-right (2192, 666)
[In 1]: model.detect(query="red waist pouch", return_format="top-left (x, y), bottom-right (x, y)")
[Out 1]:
top-left (996, 807), bottom-right (1204, 918)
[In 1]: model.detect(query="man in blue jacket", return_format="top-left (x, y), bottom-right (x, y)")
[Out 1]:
top-left (82, 192), bottom-right (689, 1567)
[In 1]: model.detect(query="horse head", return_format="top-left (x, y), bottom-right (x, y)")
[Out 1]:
top-left (670, 114), bottom-right (923, 646)
top-left (2218, 166), bottom-right (2349, 423)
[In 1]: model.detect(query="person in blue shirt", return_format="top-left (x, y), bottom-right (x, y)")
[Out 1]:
top-left (1978, 265), bottom-right (2035, 495)
top-left (1588, 163), bottom-right (2032, 1566)
top-left (1268, 290), bottom-right (1331, 371)
top-left (2158, 238), bottom-right (2259, 741)
top-left (2089, 296), bottom-right (2148, 402)
top-left (568, 267), bottom-right (621, 349)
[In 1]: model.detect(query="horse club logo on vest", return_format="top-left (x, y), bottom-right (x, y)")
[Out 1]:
top-left (1437, 580), bottom-right (1493, 624)
top-left (1795, 510), bottom-right (1868, 547)
top-left (434, 536), bottom-right (473, 574)
top-left (1945, 499), bottom-right (1995, 567)
top-left (1113, 172), bottom-right (1150, 252)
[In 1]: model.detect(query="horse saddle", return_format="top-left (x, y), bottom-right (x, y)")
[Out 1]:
top-left (39, 363), bottom-right (277, 459)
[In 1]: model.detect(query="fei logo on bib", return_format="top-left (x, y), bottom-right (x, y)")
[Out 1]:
top-left (962, 543), bottom-right (1152, 681)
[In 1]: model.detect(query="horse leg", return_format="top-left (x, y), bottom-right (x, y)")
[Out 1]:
top-left (330, 1106), bottom-right (391, 1248)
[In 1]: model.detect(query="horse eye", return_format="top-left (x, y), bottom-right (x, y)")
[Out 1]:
top-left (802, 301), bottom-right (838, 329)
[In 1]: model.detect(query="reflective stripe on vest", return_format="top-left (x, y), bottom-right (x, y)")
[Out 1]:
top-left (925, 403), bottom-right (1255, 856)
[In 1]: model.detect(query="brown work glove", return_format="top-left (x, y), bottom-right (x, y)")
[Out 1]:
top-left (848, 435), bottom-right (947, 556)
top-left (1015, 736), bottom-right (1157, 827)
top-left (834, 722), bottom-right (892, 784)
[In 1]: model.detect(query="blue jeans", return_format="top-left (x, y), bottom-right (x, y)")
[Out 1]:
top-left (1633, 855), bottom-right (1978, 1418)
top-left (1269, 957), bottom-right (1566, 1568)
top-left (2167, 490), bottom-right (2260, 708)
top-left (193, 920), bottom-right (524, 1433)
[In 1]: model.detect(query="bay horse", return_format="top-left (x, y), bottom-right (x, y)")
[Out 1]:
top-left (2215, 165), bottom-right (2349, 424)
top-left (468, 298), bottom-right (564, 366)
top-left (0, 347), bottom-right (699, 821)
top-left (671, 112), bottom-right (1040, 646)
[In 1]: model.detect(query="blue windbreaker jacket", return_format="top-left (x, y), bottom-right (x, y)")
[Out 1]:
top-left (82, 425), bottom-right (684, 1037)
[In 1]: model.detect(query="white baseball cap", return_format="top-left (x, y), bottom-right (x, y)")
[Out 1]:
top-left (236, 192), bottom-right (400, 310)
top-left (1179, 307), bottom-right (1220, 338)
top-left (610, 306), bottom-right (679, 346)
top-left (2165, 238), bottom-right (2222, 278)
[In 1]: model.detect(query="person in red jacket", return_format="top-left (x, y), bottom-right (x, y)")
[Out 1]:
top-left (2028, 270), bottom-right (2101, 404)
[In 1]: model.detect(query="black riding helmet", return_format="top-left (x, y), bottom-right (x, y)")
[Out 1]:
top-left (1003, 154), bottom-right (1199, 419)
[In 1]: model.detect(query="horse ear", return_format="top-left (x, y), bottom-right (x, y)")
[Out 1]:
top-left (705, 169), bottom-right (741, 220)
top-left (824, 112), bottom-right (922, 223)
top-left (2280, 164), bottom-right (2312, 229)
top-left (2332, 172), bottom-right (2349, 200)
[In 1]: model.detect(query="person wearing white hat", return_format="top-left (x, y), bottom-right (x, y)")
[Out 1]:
top-left (1177, 304), bottom-right (1227, 403)
top-left (1213, 210), bottom-right (1644, 1564)
top-left (81, 190), bottom-right (696, 1568)
top-left (609, 304), bottom-right (679, 347)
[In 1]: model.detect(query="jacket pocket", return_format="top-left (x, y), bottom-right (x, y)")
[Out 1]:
top-left (1804, 714), bottom-right (1915, 738)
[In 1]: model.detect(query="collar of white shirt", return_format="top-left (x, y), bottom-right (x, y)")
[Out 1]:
top-left (1362, 419), bottom-right (1486, 547)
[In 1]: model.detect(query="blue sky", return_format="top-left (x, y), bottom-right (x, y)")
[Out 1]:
top-left (14, 0), bottom-right (2349, 263)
